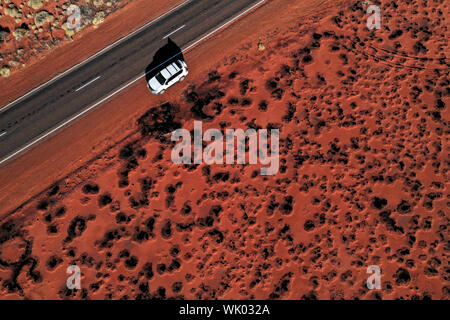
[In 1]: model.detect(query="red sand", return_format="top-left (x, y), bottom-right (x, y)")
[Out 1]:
top-left (0, 0), bottom-right (448, 300)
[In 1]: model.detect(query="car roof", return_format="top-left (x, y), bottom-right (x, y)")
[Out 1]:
top-left (160, 60), bottom-right (183, 80)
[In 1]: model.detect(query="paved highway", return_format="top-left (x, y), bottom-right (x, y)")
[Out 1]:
top-left (0, 0), bottom-right (265, 165)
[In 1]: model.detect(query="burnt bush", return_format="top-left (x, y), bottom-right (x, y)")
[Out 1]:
top-left (137, 103), bottom-right (181, 140)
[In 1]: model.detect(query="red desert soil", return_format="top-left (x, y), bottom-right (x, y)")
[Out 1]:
top-left (0, 0), bottom-right (449, 299)
top-left (0, 0), bottom-right (183, 106)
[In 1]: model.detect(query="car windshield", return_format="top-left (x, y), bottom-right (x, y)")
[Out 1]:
top-left (155, 72), bottom-right (166, 85)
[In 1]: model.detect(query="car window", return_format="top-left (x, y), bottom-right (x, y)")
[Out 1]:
top-left (167, 70), bottom-right (182, 83)
top-left (155, 73), bottom-right (166, 85)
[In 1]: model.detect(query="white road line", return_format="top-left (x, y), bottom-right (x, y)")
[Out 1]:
top-left (163, 25), bottom-right (186, 39)
top-left (75, 76), bottom-right (101, 92)
top-left (0, 131), bottom-right (6, 138)
top-left (0, 0), bottom-right (266, 166)
top-left (0, 0), bottom-right (193, 114)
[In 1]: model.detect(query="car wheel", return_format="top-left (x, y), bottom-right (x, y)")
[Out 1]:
top-left (179, 76), bottom-right (185, 82)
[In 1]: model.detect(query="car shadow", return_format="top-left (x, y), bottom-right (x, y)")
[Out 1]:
top-left (145, 38), bottom-right (185, 83)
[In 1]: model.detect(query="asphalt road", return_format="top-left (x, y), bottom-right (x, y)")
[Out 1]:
top-left (0, 0), bottom-right (264, 164)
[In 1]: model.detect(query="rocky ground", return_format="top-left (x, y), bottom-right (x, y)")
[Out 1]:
top-left (0, 0), bottom-right (134, 77)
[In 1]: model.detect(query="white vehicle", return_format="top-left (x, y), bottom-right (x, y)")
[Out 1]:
top-left (147, 59), bottom-right (188, 95)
